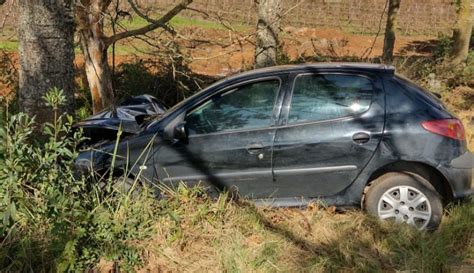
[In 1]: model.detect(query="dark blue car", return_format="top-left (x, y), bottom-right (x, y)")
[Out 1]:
top-left (75, 63), bottom-right (473, 230)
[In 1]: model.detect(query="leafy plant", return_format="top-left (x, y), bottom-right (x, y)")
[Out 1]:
top-left (0, 88), bottom-right (159, 272)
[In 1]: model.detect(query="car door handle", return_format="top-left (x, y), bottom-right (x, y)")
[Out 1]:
top-left (247, 144), bottom-right (264, 154)
top-left (352, 132), bottom-right (371, 144)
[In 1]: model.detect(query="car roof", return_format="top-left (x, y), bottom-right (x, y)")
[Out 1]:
top-left (227, 62), bottom-right (395, 80)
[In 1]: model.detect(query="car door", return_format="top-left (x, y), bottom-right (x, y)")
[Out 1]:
top-left (155, 77), bottom-right (286, 198)
top-left (272, 72), bottom-right (385, 198)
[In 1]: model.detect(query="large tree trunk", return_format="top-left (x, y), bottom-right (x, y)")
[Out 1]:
top-left (382, 0), bottom-right (401, 64)
top-left (254, 0), bottom-right (282, 68)
top-left (18, 0), bottom-right (75, 124)
top-left (449, 0), bottom-right (473, 65)
top-left (76, 0), bottom-right (115, 114)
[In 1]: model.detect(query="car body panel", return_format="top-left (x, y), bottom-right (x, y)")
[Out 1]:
top-left (271, 71), bottom-right (386, 198)
top-left (153, 75), bottom-right (288, 197)
top-left (156, 128), bottom-right (276, 197)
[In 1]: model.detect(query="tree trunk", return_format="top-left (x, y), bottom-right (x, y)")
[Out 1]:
top-left (254, 0), bottom-right (282, 68)
top-left (18, 0), bottom-right (75, 124)
top-left (78, 30), bottom-right (115, 114)
top-left (75, 0), bottom-right (191, 113)
top-left (382, 0), bottom-right (401, 64)
top-left (76, 0), bottom-right (115, 114)
top-left (449, 0), bottom-right (473, 65)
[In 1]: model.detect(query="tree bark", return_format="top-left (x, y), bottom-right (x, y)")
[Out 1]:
top-left (18, 0), bottom-right (75, 124)
top-left (382, 0), bottom-right (401, 64)
top-left (254, 0), bottom-right (282, 68)
top-left (449, 0), bottom-right (473, 65)
top-left (76, 0), bottom-right (114, 114)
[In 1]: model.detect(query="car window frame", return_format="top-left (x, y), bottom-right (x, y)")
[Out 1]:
top-left (281, 72), bottom-right (375, 127)
top-left (184, 76), bottom-right (284, 137)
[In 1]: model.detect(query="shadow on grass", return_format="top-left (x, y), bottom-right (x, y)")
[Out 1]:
top-left (236, 197), bottom-right (473, 271)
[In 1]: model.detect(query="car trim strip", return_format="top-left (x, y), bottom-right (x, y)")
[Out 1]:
top-left (162, 170), bottom-right (272, 182)
top-left (273, 165), bottom-right (357, 176)
top-left (162, 165), bottom-right (357, 182)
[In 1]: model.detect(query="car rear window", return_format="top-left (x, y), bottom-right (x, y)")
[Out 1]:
top-left (394, 75), bottom-right (445, 110)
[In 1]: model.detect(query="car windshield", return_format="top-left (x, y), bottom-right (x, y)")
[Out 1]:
top-left (142, 78), bottom-right (229, 130)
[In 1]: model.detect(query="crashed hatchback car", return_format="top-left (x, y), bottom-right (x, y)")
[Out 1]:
top-left (75, 63), bottom-right (473, 230)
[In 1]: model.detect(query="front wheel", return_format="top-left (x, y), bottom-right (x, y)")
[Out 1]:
top-left (363, 172), bottom-right (443, 230)
top-left (99, 177), bottom-right (143, 198)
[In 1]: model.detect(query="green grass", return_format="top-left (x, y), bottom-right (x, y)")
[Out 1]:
top-left (0, 40), bottom-right (18, 51)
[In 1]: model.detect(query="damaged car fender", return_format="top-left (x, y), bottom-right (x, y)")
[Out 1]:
top-left (75, 131), bottom-right (161, 182)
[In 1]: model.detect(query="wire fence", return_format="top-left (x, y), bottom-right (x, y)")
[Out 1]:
top-left (137, 0), bottom-right (458, 35)
top-left (0, 0), bottom-right (460, 35)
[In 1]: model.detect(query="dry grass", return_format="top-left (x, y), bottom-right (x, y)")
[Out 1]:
top-left (123, 186), bottom-right (474, 272)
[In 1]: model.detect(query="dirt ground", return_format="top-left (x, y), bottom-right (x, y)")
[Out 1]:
top-left (183, 26), bottom-right (434, 76)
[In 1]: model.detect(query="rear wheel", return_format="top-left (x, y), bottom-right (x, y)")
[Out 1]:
top-left (364, 172), bottom-right (443, 230)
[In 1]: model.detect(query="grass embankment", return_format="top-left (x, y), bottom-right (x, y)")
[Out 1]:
top-left (134, 189), bottom-right (473, 272)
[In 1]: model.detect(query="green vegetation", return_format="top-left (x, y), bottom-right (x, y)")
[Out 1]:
top-left (0, 40), bottom-right (17, 51)
top-left (0, 26), bottom-right (18, 51)
top-left (0, 89), bottom-right (159, 271)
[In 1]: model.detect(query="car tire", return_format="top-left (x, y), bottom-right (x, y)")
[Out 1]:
top-left (363, 172), bottom-right (443, 230)
top-left (100, 177), bottom-right (143, 197)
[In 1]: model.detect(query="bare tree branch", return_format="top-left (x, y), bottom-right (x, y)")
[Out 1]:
top-left (127, 0), bottom-right (177, 35)
top-left (106, 0), bottom-right (192, 46)
top-left (361, 0), bottom-right (389, 60)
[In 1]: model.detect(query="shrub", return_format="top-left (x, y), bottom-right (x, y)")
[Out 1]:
top-left (0, 88), bottom-right (158, 271)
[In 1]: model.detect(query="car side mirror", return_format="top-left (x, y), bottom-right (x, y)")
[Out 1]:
top-left (173, 121), bottom-right (188, 141)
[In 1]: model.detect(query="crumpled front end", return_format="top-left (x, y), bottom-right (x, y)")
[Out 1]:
top-left (73, 95), bottom-right (166, 147)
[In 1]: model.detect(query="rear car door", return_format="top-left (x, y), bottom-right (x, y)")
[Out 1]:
top-left (272, 72), bottom-right (385, 198)
top-left (155, 77), bottom-right (286, 198)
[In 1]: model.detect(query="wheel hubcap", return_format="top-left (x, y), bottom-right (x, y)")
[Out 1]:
top-left (377, 186), bottom-right (432, 230)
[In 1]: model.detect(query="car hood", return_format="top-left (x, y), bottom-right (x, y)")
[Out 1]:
top-left (73, 95), bottom-right (166, 145)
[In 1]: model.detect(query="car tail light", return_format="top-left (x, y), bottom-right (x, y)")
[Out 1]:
top-left (421, 119), bottom-right (466, 140)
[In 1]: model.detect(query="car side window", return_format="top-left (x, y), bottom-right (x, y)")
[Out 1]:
top-left (288, 74), bottom-right (373, 124)
top-left (185, 80), bottom-right (280, 135)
